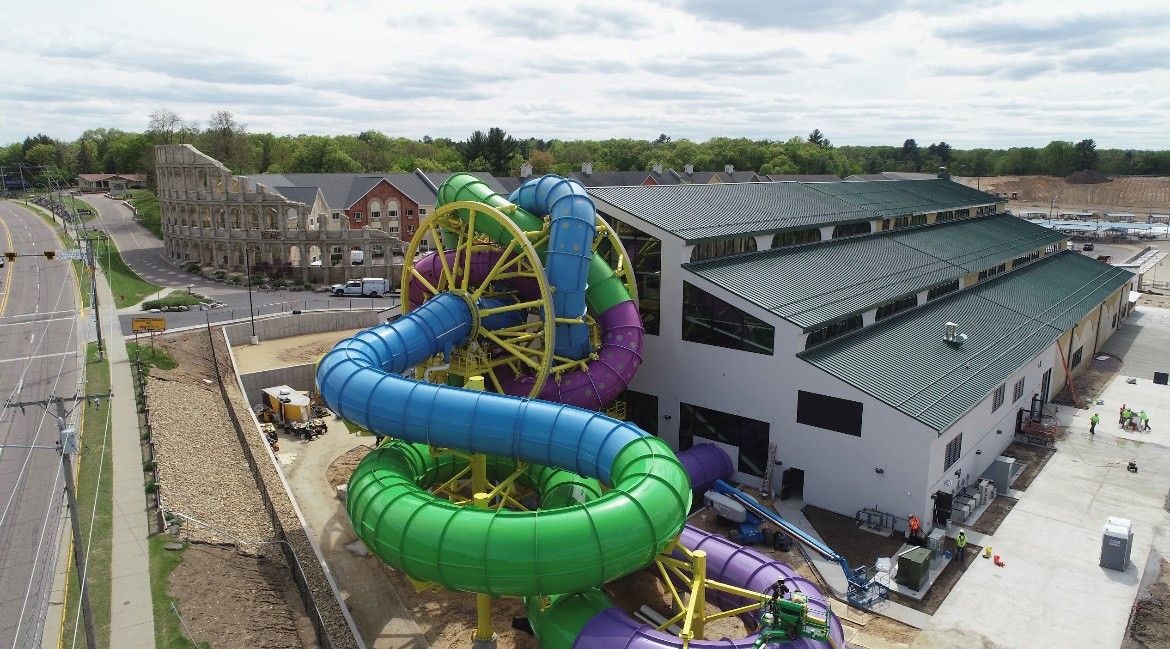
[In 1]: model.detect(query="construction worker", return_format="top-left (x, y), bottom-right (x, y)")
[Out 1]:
top-left (956, 529), bottom-right (968, 561)
top-left (1123, 406), bottom-right (1135, 430)
top-left (1120, 403), bottom-right (1128, 426)
top-left (1140, 410), bottom-right (1151, 431)
top-left (908, 515), bottom-right (922, 544)
top-left (1090, 412), bottom-right (1100, 435)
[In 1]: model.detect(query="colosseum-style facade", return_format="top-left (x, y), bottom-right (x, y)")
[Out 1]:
top-left (155, 144), bottom-right (404, 286)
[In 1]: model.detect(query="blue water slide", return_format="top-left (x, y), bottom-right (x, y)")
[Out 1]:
top-left (508, 175), bottom-right (596, 360)
top-left (319, 291), bottom-right (663, 483)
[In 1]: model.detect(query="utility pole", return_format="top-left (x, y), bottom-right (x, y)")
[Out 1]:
top-left (245, 246), bottom-right (257, 345)
top-left (56, 397), bottom-right (98, 649)
top-left (61, 176), bottom-right (105, 359)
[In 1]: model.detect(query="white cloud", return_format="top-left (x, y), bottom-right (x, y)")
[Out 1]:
top-left (1, 0), bottom-right (1168, 148)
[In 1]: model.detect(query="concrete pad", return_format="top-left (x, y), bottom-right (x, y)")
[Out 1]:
top-left (919, 307), bottom-right (1170, 648)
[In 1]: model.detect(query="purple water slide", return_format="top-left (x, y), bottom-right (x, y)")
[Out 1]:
top-left (570, 446), bottom-right (844, 649)
top-left (408, 251), bottom-right (644, 409)
top-left (572, 526), bottom-right (844, 649)
top-left (678, 443), bottom-right (736, 497)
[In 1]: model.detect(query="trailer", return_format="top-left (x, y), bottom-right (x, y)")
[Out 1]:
top-left (258, 386), bottom-right (327, 440)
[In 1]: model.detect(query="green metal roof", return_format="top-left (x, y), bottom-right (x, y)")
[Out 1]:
top-left (800, 252), bottom-right (1133, 431)
top-left (685, 215), bottom-right (1066, 329)
top-left (589, 182), bottom-right (872, 242)
top-left (807, 179), bottom-right (1001, 219)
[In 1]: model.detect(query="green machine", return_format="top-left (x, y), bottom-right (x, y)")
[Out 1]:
top-left (752, 580), bottom-right (831, 648)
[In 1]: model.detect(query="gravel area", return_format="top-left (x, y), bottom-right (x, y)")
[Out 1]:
top-left (148, 376), bottom-right (275, 546)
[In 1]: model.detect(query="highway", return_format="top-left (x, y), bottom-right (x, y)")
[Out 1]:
top-left (83, 195), bottom-right (399, 333)
top-left (0, 200), bottom-right (85, 649)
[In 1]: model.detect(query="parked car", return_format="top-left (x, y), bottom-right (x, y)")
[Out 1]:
top-left (330, 277), bottom-right (390, 297)
top-left (1082, 243), bottom-right (1095, 251)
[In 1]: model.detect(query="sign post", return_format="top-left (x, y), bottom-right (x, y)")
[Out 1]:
top-left (131, 317), bottom-right (167, 334)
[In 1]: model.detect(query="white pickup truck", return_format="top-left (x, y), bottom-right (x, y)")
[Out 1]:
top-left (330, 277), bottom-right (390, 297)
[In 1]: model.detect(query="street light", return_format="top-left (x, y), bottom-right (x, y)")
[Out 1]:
top-left (244, 245), bottom-right (258, 345)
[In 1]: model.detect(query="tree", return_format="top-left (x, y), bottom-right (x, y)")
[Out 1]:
top-left (526, 149), bottom-right (555, 175)
top-left (147, 108), bottom-right (183, 144)
top-left (900, 139), bottom-right (922, 171)
top-left (202, 110), bottom-right (247, 170)
top-left (1040, 140), bottom-right (1076, 176)
top-left (807, 129), bottom-right (831, 148)
top-left (24, 142), bottom-right (57, 167)
top-left (927, 141), bottom-right (952, 165)
top-left (1073, 138), bottom-right (1098, 171)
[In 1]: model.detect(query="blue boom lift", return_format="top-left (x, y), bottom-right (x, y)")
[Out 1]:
top-left (710, 479), bottom-right (888, 608)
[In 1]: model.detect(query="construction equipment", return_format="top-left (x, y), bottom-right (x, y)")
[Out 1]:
top-left (704, 489), bottom-right (791, 550)
top-left (751, 579), bottom-right (831, 647)
top-left (713, 479), bottom-right (888, 608)
top-left (259, 386), bottom-right (327, 440)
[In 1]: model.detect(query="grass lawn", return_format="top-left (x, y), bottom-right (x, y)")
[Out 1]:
top-left (91, 237), bottom-right (162, 308)
top-left (126, 342), bottom-right (178, 370)
top-left (62, 343), bottom-right (113, 648)
top-left (129, 191), bottom-right (162, 239)
top-left (62, 195), bottom-right (98, 221)
top-left (141, 292), bottom-right (207, 310)
top-left (20, 201), bottom-right (93, 308)
top-left (148, 536), bottom-right (209, 649)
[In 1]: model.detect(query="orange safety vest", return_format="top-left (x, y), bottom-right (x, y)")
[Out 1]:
top-left (908, 515), bottom-right (921, 533)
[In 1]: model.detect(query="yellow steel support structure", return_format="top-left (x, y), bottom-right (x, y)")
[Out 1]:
top-left (467, 377), bottom-right (496, 644)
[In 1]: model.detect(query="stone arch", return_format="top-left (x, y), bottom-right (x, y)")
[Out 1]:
top-left (230, 207), bottom-right (242, 229)
top-left (308, 245), bottom-right (322, 266)
top-left (265, 206), bottom-right (278, 230)
top-left (248, 207), bottom-right (261, 230)
top-left (200, 206), bottom-right (212, 229)
top-left (216, 207), bottom-right (226, 229)
top-left (288, 245), bottom-right (302, 266)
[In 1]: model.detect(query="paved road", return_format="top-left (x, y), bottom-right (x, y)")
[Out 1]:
top-left (0, 201), bottom-right (85, 649)
top-left (83, 195), bottom-right (399, 333)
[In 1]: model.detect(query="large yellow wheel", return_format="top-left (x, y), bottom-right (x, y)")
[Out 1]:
top-left (400, 201), bottom-right (555, 397)
top-left (594, 216), bottom-right (639, 304)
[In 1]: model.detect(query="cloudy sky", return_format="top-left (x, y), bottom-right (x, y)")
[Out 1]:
top-left (4, 0), bottom-right (1170, 148)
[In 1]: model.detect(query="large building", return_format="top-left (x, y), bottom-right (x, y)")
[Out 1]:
top-left (587, 177), bottom-right (1134, 528)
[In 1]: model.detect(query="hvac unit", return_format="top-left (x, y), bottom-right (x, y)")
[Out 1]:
top-left (990, 456), bottom-right (1016, 494)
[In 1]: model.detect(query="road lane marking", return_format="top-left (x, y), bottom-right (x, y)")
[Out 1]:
top-left (0, 212), bottom-right (13, 317)
top-left (0, 351), bottom-right (78, 364)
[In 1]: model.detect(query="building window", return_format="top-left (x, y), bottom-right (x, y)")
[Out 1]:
top-left (1071, 346), bottom-right (1083, 368)
top-left (1013, 377), bottom-right (1025, 403)
top-left (419, 208), bottom-right (427, 215)
top-left (407, 209), bottom-right (415, 215)
top-left (680, 402), bottom-right (770, 477)
top-left (690, 237), bottom-right (757, 262)
top-left (937, 210), bottom-right (956, 222)
top-left (1013, 250), bottom-right (1041, 268)
top-left (620, 389), bottom-right (658, 436)
top-left (330, 245), bottom-right (342, 255)
top-left (910, 214), bottom-right (928, 226)
top-left (882, 216), bottom-right (910, 231)
top-left (927, 279), bottom-right (960, 301)
top-left (389, 209), bottom-right (398, 217)
top-left (771, 228), bottom-right (821, 248)
top-left (875, 294), bottom-right (918, 321)
top-left (978, 263), bottom-right (1008, 282)
top-left (944, 433), bottom-right (962, 470)
top-left (371, 244), bottom-right (384, 257)
top-left (407, 225), bottom-right (415, 233)
top-left (805, 315), bottom-right (863, 349)
top-left (389, 226), bottom-right (399, 234)
top-left (598, 215), bottom-right (661, 335)
top-left (682, 282), bottom-right (775, 355)
top-left (332, 212), bottom-right (341, 220)
top-left (832, 222), bottom-right (870, 238)
top-left (371, 210), bottom-right (381, 220)
top-left (353, 212), bottom-right (363, 222)
top-left (992, 383), bottom-right (1006, 411)
top-left (797, 390), bottom-right (863, 437)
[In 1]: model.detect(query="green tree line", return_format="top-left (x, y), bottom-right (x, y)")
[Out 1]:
top-left (5, 109), bottom-right (1170, 186)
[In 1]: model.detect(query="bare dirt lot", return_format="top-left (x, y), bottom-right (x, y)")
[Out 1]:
top-left (232, 329), bottom-right (362, 373)
top-left (1123, 556), bottom-right (1170, 649)
top-left (169, 543), bottom-right (315, 649)
top-left (968, 496), bottom-right (1018, 537)
top-left (970, 175), bottom-right (1170, 214)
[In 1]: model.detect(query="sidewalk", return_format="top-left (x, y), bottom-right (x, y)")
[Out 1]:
top-left (95, 265), bottom-right (156, 647)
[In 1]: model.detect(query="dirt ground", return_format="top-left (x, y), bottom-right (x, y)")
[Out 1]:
top-left (169, 542), bottom-right (317, 649)
top-left (968, 496), bottom-right (1018, 537)
top-left (232, 329), bottom-right (362, 373)
top-left (327, 446), bottom-right (371, 489)
top-left (971, 175), bottom-right (1170, 214)
top-left (1000, 441), bottom-right (1057, 491)
top-left (1123, 557), bottom-right (1170, 649)
top-left (802, 506), bottom-right (907, 571)
top-left (1053, 352), bottom-right (1123, 407)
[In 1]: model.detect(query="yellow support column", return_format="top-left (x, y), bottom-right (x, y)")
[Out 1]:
top-left (472, 491), bottom-right (496, 646)
top-left (692, 550), bottom-right (707, 641)
top-left (466, 376), bottom-right (496, 648)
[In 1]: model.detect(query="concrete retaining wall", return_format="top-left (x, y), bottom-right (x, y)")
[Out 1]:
top-left (223, 310), bottom-right (383, 346)
top-left (240, 363), bottom-right (318, 406)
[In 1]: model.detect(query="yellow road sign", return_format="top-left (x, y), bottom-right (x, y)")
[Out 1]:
top-left (131, 317), bottom-right (167, 333)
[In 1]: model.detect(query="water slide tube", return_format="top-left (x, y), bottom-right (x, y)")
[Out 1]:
top-left (529, 445), bottom-right (844, 648)
top-left (327, 175), bottom-right (839, 647)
